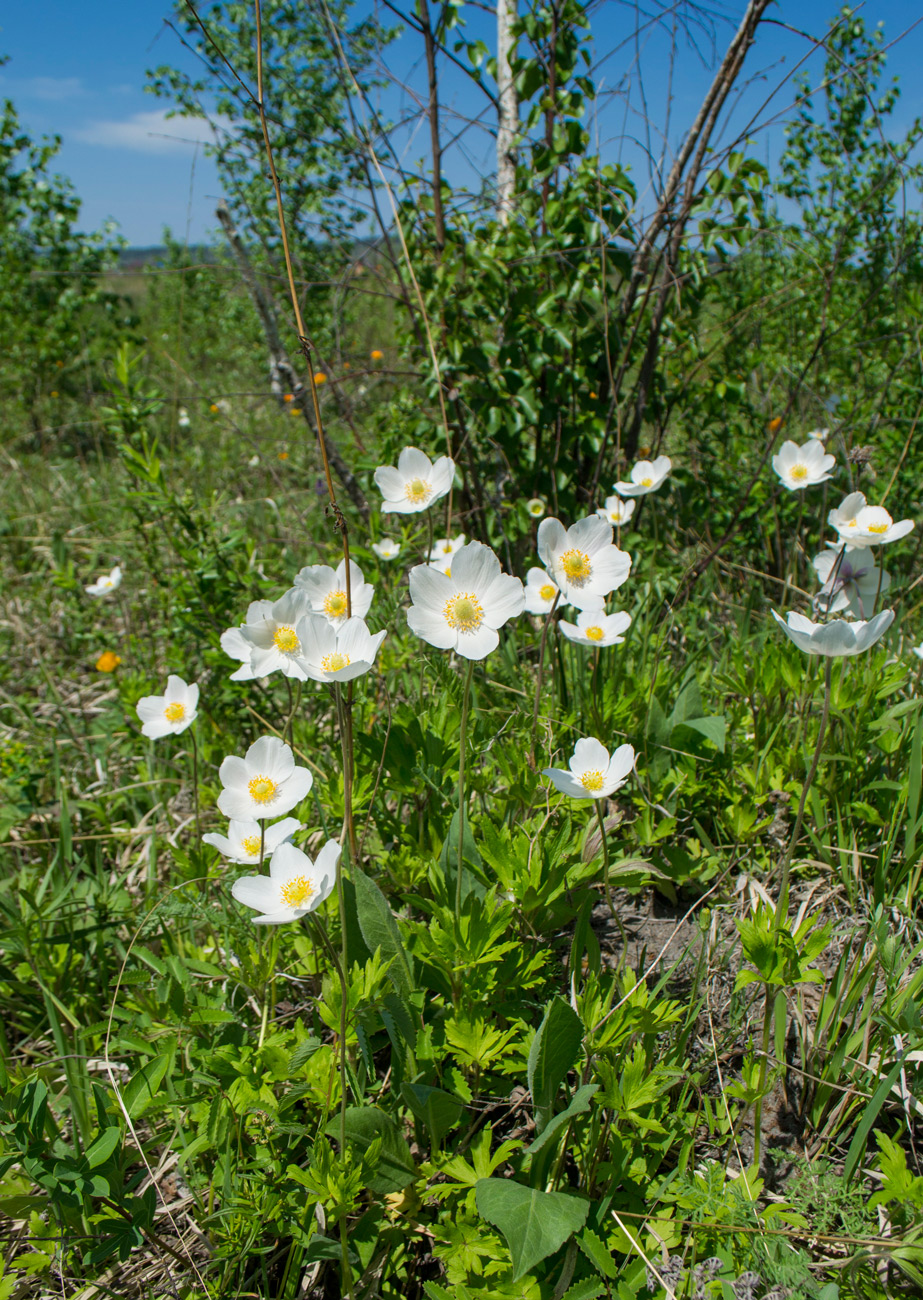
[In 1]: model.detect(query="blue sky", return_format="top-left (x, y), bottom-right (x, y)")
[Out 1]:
top-left (1, 1), bottom-right (921, 246)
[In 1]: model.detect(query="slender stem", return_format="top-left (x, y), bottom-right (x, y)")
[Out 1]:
top-left (334, 684), bottom-right (358, 861)
top-left (777, 656), bottom-right (833, 928)
top-left (259, 817), bottom-right (265, 867)
top-left (595, 799), bottom-right (630, 951)
top-left (189, 727), bottom-right (201, 841)
top-left (529, 589), bottom-right (561, 767)
top-left (784, 493), bottom-right (804, 601)
top-left (455, 659), bottom-right (475, 923)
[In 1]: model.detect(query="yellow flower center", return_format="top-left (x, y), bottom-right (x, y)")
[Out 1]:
top-left (273, 625), bottom-right (300, 653)
top-left (580, 770), bottom-right (605, 792)
top-left (585, 626), bottom-right (604, 642)
top-left (790, 464), bottom-right (808, 481)
top-left (868, 523), bottom-right (889, 534)
top-left (242, 835), bottom-right (262, 858)
top-left (322, 651), bottom-right (351, 673)
top-left (405, 477), bottom-right (431, 504)
top-left (560, 548), bottom-right (592, 584)
top-left (640, 477), bottom-right (653, 487)
top-left (280, 875), bottom-right (315, 908)
top-left (248, 775), bottom-right (279, 805)
top-left (539, 583), bottom-right (557, 602)
top-left (324, 590), bottom-right (348, 618)
top-left (443, 592), bottom-right (485, 633)
top-left (164, 702), bottom-right (186, 722)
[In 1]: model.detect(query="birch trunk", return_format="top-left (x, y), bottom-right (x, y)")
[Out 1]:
top-left (497, 0), bottom-right (518, 223)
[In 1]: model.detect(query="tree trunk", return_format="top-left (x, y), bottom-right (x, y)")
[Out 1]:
top-left (496, 0), bottom-right (518, 223)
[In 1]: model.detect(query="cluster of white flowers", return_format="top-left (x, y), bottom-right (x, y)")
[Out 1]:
top-left (768, 434), bottom-right (914, 656)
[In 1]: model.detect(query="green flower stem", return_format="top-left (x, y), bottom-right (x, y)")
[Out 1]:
top-left (456, 658), bottom-right (475, 924)
top-left (529, 588), bottom-right (561, 766)
top-left (189, 726), bottom-right (202, 842)
top-left (594, 799), bottom-right (630, 952)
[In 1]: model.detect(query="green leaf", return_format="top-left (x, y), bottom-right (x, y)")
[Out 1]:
top-left (302, 1234), bottom-right (360, 1267)
top-left (122, 1054), bottom-right (171, 1120)
top-left (844, 1058), bottom-right (905, 1184)
top-left (324, 1106), bottom-right (416, 1194)
top-left (352, 867), bottom-right (415, 996)
top-left (675, 715), bottom-right (727, 753)
top-left (577, 1227), bottom-right (619, 1279)
top-left (475, 1178), bottom-right (589, 1280)
top-left (85, 1126), bottom-right (121, 1168)
top-left (526, 1084), bottom-right (598, 1157)
top-left (528, 997), bottom-right (583, 1129)
top-left (401, 1083), bottom-right (463, 1147)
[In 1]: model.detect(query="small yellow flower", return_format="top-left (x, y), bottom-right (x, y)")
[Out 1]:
top-left (278, 451), bottom-right (289, 460)
top-left (210, 402), bottom-right (219, 413)
top-left (283, 392), bottom-right (294, 403)
top-left (370, 349), bottom-right (384, 362)
top-left (313, 372), bottom-right (327, 386)
top-left (589, 390), bottom-right (598, 399)
top-left (289, 406), bottom-right (300, 416)
top-left (96, 651), bottom-right (122, 673)
top-left (50, 390), bottom-right (59, 398)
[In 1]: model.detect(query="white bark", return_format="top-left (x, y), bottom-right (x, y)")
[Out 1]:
top-left (496, 0), bottom-right (518, 223)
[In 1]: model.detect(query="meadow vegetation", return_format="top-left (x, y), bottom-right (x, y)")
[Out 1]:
top-left (2, 4), bottom-right (923, 1298)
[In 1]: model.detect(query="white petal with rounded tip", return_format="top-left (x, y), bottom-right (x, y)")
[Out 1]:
top-left (454, 624), bottom-right (499, 660)
top-left (537, 518), bottom-right (566, 567)
top-left (571, 737), bottom-right (610, 774)
top-left (231, 876), bottom-right (278, 912)
top-left (246, 736), bottom-right (293, 780)
top-left (409, 563), bottom-right (453, 607)
top-left (450, 540), bottom-right (499, 590)
top-left (398, 446), bottom-right (434, 478)
top-left (136, 697), bottom-right (165, 722)
top-left (605, 744), bottom-right (635, 788)
top-left (543, 766), bottom-right (589, 798)
top-left (141, 718), bottom-right (173, 740)
top-left (219, 756), bottom-right (250, 790)
top-left (407, 607), bottom-right (456, 648)
top-left (480, 572), bottom-right (525, 627)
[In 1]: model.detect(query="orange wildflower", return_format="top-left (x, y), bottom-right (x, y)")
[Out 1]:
top-left (313, 372), bottom-right (327, 385)
top-left (768, 416), bottom-right (783, 434)
top-left (96, 651), bottom-right (122, 673)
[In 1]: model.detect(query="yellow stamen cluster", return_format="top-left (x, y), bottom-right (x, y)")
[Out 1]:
top-left (539, 583), bottom-right (557, 603)
top-left (580, 770), bottom-right (605, 792)
top-left (164, 702), bottom-right (186, 722)
top-left (444, 592), bottom-right (485, 633)
top-left (324, 590), bottom-right (348, 618)
top-left (640, 477), bottom-right (653, 487)
top-left (405, 477), bottom-right (431, 504)
top-left (560, 548), bottom-right (592, 584)
top-left (273, 625), bottom-right (300, 653)
top-left (248, 775), bottom-right (278, 805)
top-left (322, 652), bottom-right (351, 673)
top-left (789, 464), bottom-right (808, 481)
top-left (280, 875), bottom-right (315, 908)
top-left (868, 523), bottom-right (889, 534)
top-left (585, 626), bottom-right (604, 642)
top-left (242, 835), bottom-right (262, 858)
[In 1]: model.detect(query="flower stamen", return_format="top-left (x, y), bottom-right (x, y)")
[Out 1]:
top-left (405, 477), bottom-right (431, 504)
top-left (324, 590), bottom-right (348, 619)
top-left (164, 702), bottom-right (186, 722)
top-left (443, 591), bottom-right (485, 633)
top-left (790, 464), bottom-right (808, 481)
top-left (585, 626), bottom-right (604, 642)
top-left (539, 583), bottom-right (557, 603)
top-left (560, 548), bottom-right (592, 584)
top-left (273, 625), bottom-right (300, 653)
top-left (280, 875), bottom-right (315, 907)
top-left (242, 835), bottom-right (262, 858)
top-left (248, 775), bottom-right (279, 804)
top-left (322, 651), bottom-right (351, 673)
top-left (580, 770), bottom-right (605, 792)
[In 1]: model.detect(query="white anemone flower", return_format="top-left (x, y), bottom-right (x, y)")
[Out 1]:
top-left (407, 540), bottom-right (524, 660)
top-left (177, 407), bottom-right (191, 429)
top-left (240, 589), bottom-right (314, 680)
top-left (203, 816), bottom-right (302, 865)
top-left (544, 738), bottom-right (635, 800)
top-left (828, 491), bottom-right (914, 548)
top-left (613, 456), bottom-right (671, 497)
top-left (221, 600), bottom-right (273, 680)
top-left (912, 643), bottom-right (923, 661)
top-left (294, 559), bottom-right (374, 627)
top-left (136, 675), bottom-right (199, 739)
top-left (86, 566), bottom-right (122, 597)
top-left (217, 736), bottom-right (313, 820)
top-left (526, 498), bottom-right (546, 519)
top-left (524, 567), bottom-right (565, 615)
top-left (559, 609), bottom-right (631, 648)
top-left (231, 840), bottom-right (339, 925)
top-left (597, 496), bottom-right (636, 527)
top-left (292, 615), bottom-right (386, 683)
top-left (812, 546), bottom-right (890, 619)
top-left (537, 516), bottom-right (631, 611)
top-left (808, 427), bottom-right (830, 442)
top-left (772, 438), bottom-right (835, 491)
top-left (771, 608), bottom-right (895, 657)
top-left (372, 539), bottom-right (401, 561)
top-left (429, 533), bottom-right (466, 563)
top-left (374, 446), bottom-right (455, 514)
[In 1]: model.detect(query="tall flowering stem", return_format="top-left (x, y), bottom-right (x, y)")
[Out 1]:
top-left (594, 799), bottom-right (629, 951)
top-left (455, 659), bottom-right (475, 924)
top-left (529, 589), bottom-right (561, 766)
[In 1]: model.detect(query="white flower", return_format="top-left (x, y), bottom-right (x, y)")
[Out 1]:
top-left (772, 438), bottom-right (835, 491)
top-left (292, 615), bottom-right (386, 683)
top-left (559, 609), bottom-right (631, 648)
top-left (827, 491), bottom-right (914, 548)
top-left (374, 446), bottom-right (455, 514)
top-left (613, 456), bottom-right (671, 497)
top-left (231, 840), bottom-right (339, 925)
top-left (177, 407), bottom-right (191, 429)
top-left (526, 498), bottom-right (546, 519)
top-left (597, 496), bottom-right (636, 527)
top-left (808, 427), bottom-right (830, 442)
top-left (136, 675), bottom-right (199, 739)
top-left (240, 589), bottom-right (314, 680)
top-left (771, 608), bottom-right (895, 656)
top-left (203, 816), bottom-right (302, 865)
top-left (429, 533), bottom-right (466, 563)
top-left (86, 566), bottom-right (122, 597)
top-left (221, 600), bottom-right (274, 680)
top-left (544, 738), bottom-right (635, 799)
top-left (524, 567), bottom-right (565, 615)
top-left (218, 736), bottom-right (313, 820)
top-left (372, 539), bottom-right (401, 561)
top-left (537, 516), bottom-right (631, 611)
top-left (812, 546), bottom-right (890, 619)
top-left (406, 540), bottom-right (524, 660)
top-left (294, 559), bottom-right (373, 628)
top-left (912, 643), bottom-right (923, 661)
